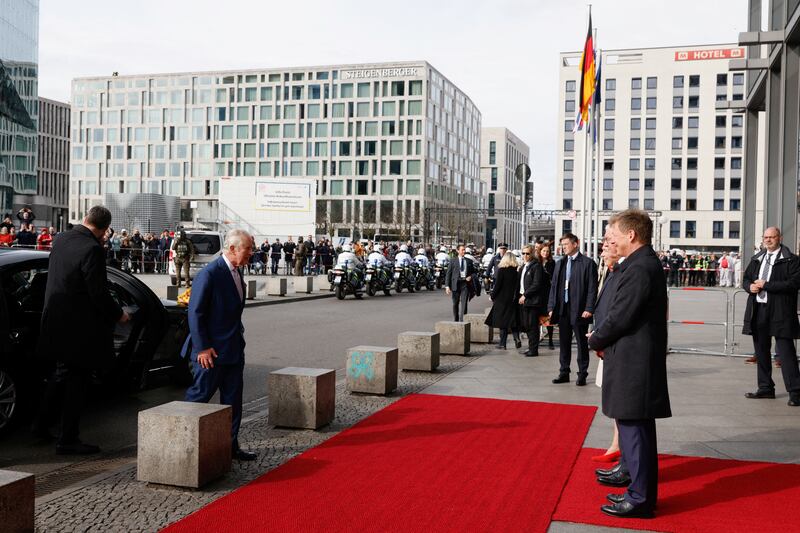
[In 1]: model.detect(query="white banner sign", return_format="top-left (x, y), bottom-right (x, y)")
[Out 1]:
top-left (255, 181), bottom-right (312, 212)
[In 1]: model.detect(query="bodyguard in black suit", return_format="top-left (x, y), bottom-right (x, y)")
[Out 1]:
top-left (519, 245), bottom-right (548, 357)
top-left (445, 244), bottom-right (476, 321)
top-left (33, 206), bottom-right (130, 454)
top-left (741, 227), bottom-right (800, 406)
top-left (588, 210), bottom-right (671, 518)
top-left (547, 233), bottom-right (598, 386)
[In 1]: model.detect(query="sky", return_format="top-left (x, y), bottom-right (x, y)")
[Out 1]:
top-left (38, 0), bottom-right (748, 209)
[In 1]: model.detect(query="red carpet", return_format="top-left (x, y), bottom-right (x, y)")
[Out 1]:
top-left (553, 447), bottom-right (800, 532)
top-left (163, 394), bottom-right (596, 533)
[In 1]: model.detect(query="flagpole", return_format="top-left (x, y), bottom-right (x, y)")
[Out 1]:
top-left (581, 5), bottom-right (593, 255)
top-left (592, 44), bottom-right (601, 261)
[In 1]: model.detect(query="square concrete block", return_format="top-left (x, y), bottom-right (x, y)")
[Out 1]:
top-left (268, 367), bottom-right (336, 429)
top-left (346, 346), bottom-right (398, 395)
top-left (435, 321), bottom-right (471, 355)
top-left (398, 331), bottom-right (440, 371)
top-left (246, 279), bottom-right (257, 300)
top-left (464, 313), bottom-right (493, 344)
top-left (137, 401), bottom-right (232, 488)
top-left (166, 285), bottom-right (179, 301)
top-left (293, 276), bottom-right (314, 294)
top-left (266, 277), bottom-right (287, 296)
top-left (0, 470), bottom-right (34, 533)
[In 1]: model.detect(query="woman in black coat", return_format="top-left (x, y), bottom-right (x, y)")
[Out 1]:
top-left (485, 252), bottom-right (522, 349)
top-left (540, 243), bottom-right (556, 349)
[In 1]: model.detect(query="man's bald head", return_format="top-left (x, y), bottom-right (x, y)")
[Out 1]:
top-left (763, 226), bottom-right (782, 252)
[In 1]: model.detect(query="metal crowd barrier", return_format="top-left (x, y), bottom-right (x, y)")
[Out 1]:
top-left (667, 287), bottom-right (730, 356)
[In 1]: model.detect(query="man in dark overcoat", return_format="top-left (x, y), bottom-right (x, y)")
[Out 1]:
top-left (445, 244), bottom-right (475, 321)
top-left (548, 233), bottom-right (598, 386)
top-left (588, 209), bottom-right (671, 518)
top-left (741, 227), bottom-right (800, 406)
top-left (33, 206), bottom-right (130, 454)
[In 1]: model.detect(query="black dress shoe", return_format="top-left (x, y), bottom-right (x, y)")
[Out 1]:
top-left (233, 448), bottom-right (258, 461)
top-left (600, 501), bottom-right (654, 519)
top-left (745, 390), bottom-right (776, 399)
top-left (525, 351), bottom-right (539, 357)
top-left (56, 442), bottom-right (101, 455)
top-left (606, 493), bottom-right (625, 504)
top-left (576, 376), bottom-right (587, 386)
top-left (788, 394), bottom-right (800, 406)
top-left (548, 342), bottom-right (555, 350)
top-left (597, 470), bottom-right (632, 487)
top-left (514, 339), bottom-right (522, 349)
top-left (552, 375), bottom-right (570, 384)
top-left (595, 462), bottom-right (623, 477)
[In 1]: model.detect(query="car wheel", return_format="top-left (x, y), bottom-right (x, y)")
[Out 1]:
top-left (0, 367), bottom-right (19, 435)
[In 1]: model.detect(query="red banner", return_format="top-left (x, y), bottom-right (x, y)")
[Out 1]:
top-left (674, 48), bottom-right (745, 61)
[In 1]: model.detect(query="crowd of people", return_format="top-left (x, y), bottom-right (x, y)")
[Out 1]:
top-left (660, 250), bottom-right (743, 287)
top-left (0, 207), bottom-right (57, 250)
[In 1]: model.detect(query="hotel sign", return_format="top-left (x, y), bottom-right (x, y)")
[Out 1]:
top-left (674, 48), bottom-right (745, 61)
top-left (342, 67), bottom-right (419, 79)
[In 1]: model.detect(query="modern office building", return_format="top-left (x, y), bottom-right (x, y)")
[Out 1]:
top-left (480, 127), bottom-right (530, 248)
top-left (70, 61), bottom-right (485, 244)
top-left (0, 0), bottom-right (39, 214)
top-left (38, 97), bottom-right (69, 229)
top-left (557, 44), bottom-right (749, 252)
top-left (734, 0), bottom-right (800, 261)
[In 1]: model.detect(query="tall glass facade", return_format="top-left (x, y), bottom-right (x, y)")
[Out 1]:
top-left (70, 62), bottom-right (485, 242)
top-left (0, 0), bottom-right (39, 212)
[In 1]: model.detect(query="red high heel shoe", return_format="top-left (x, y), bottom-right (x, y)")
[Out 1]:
top-left (591, 450), bottom-right (621, 463)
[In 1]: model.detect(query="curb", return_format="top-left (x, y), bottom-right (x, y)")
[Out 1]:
top-left (245, 292), bottom-right (335, 308)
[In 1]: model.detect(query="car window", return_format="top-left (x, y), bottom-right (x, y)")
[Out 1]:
top-left (188, 235), bottom-right (220, 255)
top-left (2, 267), bottom-right (48, 315)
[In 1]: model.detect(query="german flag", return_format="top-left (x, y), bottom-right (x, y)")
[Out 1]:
top-left (576, 13), bottom-right (596, 130)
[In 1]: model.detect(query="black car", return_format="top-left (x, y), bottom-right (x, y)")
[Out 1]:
top-left (0, 249), bottom-right (190, 434)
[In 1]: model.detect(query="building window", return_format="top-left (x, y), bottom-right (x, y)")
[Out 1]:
top-left (671, 199), bottom-right (681, 210)
top-left (672, 117), bottom-right (683, 129)
top-left (673, 75), bottom-right (684, 88)
top-left (670, 220), bottom-right (680, 237)
top-left (628, 199), bottom-right (640, 208)
top-left (629, 178), bottom-right (640, 190)
top-left (729, 221), bottom-right (741, 238)
top-left (603, 199), bottom-right (613, 210)
top-left (564, 139), bottom-right (574, 152)
top-left (687, 178), bottom-right (697, 190)
top-left (563, 199), bottom-right (573, 209)
top-left (685, 221), bottom-right (696, 238)
top-left (673, 96), bottom-right (683, 109)
top-left (731, 157), bottom-right (742, 169)
top-left (632, 77), bottom-right (642, 89)
top-left (644, 158), bottom-right (655, 170)
top-left (714, 178), bottom-right (725, 190)
top-left (646, 118), bottom-right (656, 129)
top-left (566, 80), bottom-right (576, 92)
top-left (672, 137), bottom-right (682, 149)
top-left (644, 178), bottom-right (655, 190)
top-left (730, 199), bottom-right (741, 210)
top-left (717, 74), bottom-right (728, 86)
top-left (564, 159), bottom-right (574, 171)
top-left (563, 220), bottom-right (573, 234)
top-left (631, 98), bottom-right (641, 110)
top-left (716, 115), bottom-right (727, 127)
top-left (671, 178), bottom-right (682, 190)
top-left (687, 137), bottom-right (699, 149)
top-left (731, 136), bottom-right (743, 148)
top-left (714, 199), bottom-right (724, 210)
top-left (603, 179), bottom-right (614, 190)
top-left (687, 158), bottom-right (698, 170)
top-left (730, 178), bottom-right (741, 190)
top-left (672, 158), bottom-right (682, 170)
top-left (647, 77), bottom-right (657, 89)
top-left (689, 75), bottom-right (700, 87)
top-left (715, 157), bottom-right (725, 169)
top-left (605, 118), bottom-right (615, 130)
top-left (605, 98), bottom-right (616, 111)
top-left (732, 115), bottom-right (743, 127)
top-left (629, 159), bottom-right (640, 170)
top-left (563, 179), bottom-right (573, 191)
top-left (606, 79), bottom-right (616, 90)
top-left (489, 141), bottom-right (496, 164)
top-left (645, 137), bottom-right (656, 150)
top-left (715, 136), bottom-right (726, 149)
top-left (688, 116), bottom-right (699, 128)
top-left (643, 198), bottom-right (654, 210)
top-left (631, 118), bottom-right (641, 130)
top-left (604, 138), bottom-right (615, 151)
top-left (713, 221), bottom-right (724, 238)
top-left (604, 160), bottom-right (614, 171)
top-left (490, 167), bottom-right (497, 190)
top-left (688, 95), bottom-right (699, 108)
top-left (646, 97), bottom-right (657, 109)
top-left (733, 73), bottom-right (744, 86)
top-left (565, 100), bottom-right (575, 113)
top-left (630, 138), bottom-right (641, 150)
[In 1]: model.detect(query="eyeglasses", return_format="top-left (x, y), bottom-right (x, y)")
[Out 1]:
top-left (522, 252), bottom-right (531, 256)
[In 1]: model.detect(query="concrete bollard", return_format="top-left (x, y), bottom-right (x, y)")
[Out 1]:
top-left (435, 321), bottom-right (471, 355)
top-left (137, 401), bottom-right (232, 488)
top-left (398, 331), bottom-right (440, 371)
top-left (266, 277), bottom-right (287, 296)
top-left (464, 313), bottom-right (493, 344)
top-left (166, 285), bottom-right (180, 301)
top-left (293, 276), bottom-right (314, 294)
top-left (268, 367), bottom-right (336, 429)
top-left (346, 346), bottom-right (398, 395)
top-left (247, 279), bottom-right (257, 300)
top-left (0, 470), bottom-right (34, 532)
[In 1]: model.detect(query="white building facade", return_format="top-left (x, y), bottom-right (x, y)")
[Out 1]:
top-left (69, 61), bottom-right (484, 243)
top-left (557, 44), bottom-right (748, 252)
top-left (480, 127), bottom-right (530, 248)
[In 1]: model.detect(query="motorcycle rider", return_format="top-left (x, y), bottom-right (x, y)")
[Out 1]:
top-left (481, 247), bottom-right (494, 269)
top-left (435, 246), bottom-right (450, 266)
top-left (415, 248), bottom-right (430, 268)
top-left (394, 244), bottom-right (413, 267)
top-left (465, 247), bottom-right (481, 296)
top-left (368, 244), bottom-right (390, 267)
top-left (335, 243), bottom-right (362, 268)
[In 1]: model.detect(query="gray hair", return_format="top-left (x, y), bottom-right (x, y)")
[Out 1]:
top-left (224, 228), bottom-right (252, 250)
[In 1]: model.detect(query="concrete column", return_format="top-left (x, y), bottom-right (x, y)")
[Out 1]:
top-left (742, 108), bottom-right (761, 262)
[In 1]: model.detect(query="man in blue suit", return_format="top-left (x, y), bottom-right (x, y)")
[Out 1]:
top-left (183, 228), bottom-right (257, 461)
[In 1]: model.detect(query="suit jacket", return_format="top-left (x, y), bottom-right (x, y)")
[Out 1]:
top-left (38, 225), bottom-right (123, 369)
top-left (547, 252), bottom-right (598, 324)
top-left (593, 268), bottom-right (620, 329)
top-left (741, 245), bottom-right (800, 339)
top-left (521, 261), bottom-right (547, 311)
top-left (445, 255), bottom-right (476, 292)
top-left (181, 255), bottom-right (246, 365)
top-left (588, 245), bottom-right (671, 420)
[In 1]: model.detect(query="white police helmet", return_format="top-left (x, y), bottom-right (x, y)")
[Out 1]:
top-left (439, 246), bottom-right (447, 252)
top-left (486, 247), bottom-right (494, 254)
top-left (373, 245), bottom-right (383, 253)
top-left (417, 248), bottom-right (425, 256)
top-left (465, 247), bottom-right (473, 254)
top-left (400, 245), bottom-right (408, 252)
top-left (342, 244), bottom-right (352, 252)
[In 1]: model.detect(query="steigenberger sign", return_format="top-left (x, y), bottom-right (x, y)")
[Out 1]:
top-left (342, 67), bottom-right (419, 79)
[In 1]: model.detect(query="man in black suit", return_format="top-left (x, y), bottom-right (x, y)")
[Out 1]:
top-left (445, 244), bottom-right (475, 321)
top-left (519, 244), bottom-right (547, 357)
top-left (547, 233), bottom-right (598, 386)
top-left (588, 210), bottom-right (671, 518)
top-left (741, 227), bottom-right (800, 406)
top-left (33, 206), bottom-right (130, 454)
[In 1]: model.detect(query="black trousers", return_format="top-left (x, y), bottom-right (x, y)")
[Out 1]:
top-left (558, 308), bottom-right (590, 378)
top-left (34, 363), bottom-right (92, 445)
top-left (521, 305), bottom-right (541, 355)
top-left (669, 269), bottom-right (680, 287)
top-left (618, 419), bottom-right (658, 510)
top-left (451, 280), bottom-right (469, 321)
top-left (752, 303), bottom-right (800, 394)
top-left (270, 256), bottom-right (280, 274)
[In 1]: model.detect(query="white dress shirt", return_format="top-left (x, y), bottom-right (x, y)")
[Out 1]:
top-left (756, 249), bottom-right (779, 304)
top-left (520, 262), bottom-right (530, 295)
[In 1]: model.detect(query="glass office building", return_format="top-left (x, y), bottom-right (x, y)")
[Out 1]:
top-left (0, 0), bottom-right (39, 212)
top-left (70, 61), bottom-right (485, 243)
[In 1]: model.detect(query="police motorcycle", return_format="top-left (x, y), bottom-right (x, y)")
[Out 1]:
top-left (433, 246), bottom-right (450, 289)
top-left (414, 249), bottom-right (436, 291)
top-left (465, 247), bottom-right (482, 297)
top-left (393, 245), bottom-right (416, 293)
top-left (481, 247), bottom-right (496, 294)
top-left (365, 246), bottom-right (393, 297)
top-left (331, 244), bottom-right (365, 300)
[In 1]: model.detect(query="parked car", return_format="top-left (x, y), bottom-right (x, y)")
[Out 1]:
top-left (168, 229), bottom-right (224, 286)
top-left (0, 249), bottom-right (190, 435)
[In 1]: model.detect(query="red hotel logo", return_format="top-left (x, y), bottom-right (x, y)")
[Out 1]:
top-left (674, 48), bottom-right (745, 61)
